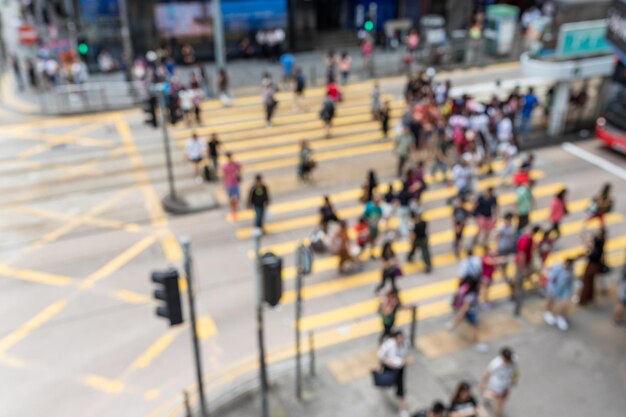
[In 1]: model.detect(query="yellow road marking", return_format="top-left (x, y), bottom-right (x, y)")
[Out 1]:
top-left (56, 160), bottom-right (102, 180)
top-left (83, 374), bottom-right (124, 395)
top-left (130, 331), bottom-right (182, 370)
top-left (114, 290), bottom-right (152, 304)
top-left (12, 205), bottom-right (141, 234)
top-left (172, 109), bottom-right (379, 141)
top-left (281, 214), bottom-right (622, 303)
top-left (247, 141), bottom-right (394, 175)
top-left (195, 97), bottom-right (402, 130)
top-left (0, 264), bottom-right (73, 286)
top-left (0, 352), bottom-right (25, 368)
top-left (29, 187), bottom-right (137, 248)
top-left (238, 177), bottom-right (558, 240)
top-left (281, 196), bottom-right (589, 279)
top-left (80, 234), bottom-right (157, 289)
top-left (234, 158), bottom-right (512, 222)
top-left (117, 119), bottom-right (183, 264)
top-left (223, 119), bottom-right (381, 152)
top-left (126, 315), bottom-right (215, 373)
top-left (196, 316), bottom-right (218, 341)
top-left (0, 299), bottom-right (67, 352)
top-left (300, 247), bottom-right (625, 333)
top-left (196, 129), bottom-right (388, 165)
top-left (17, 122), bottom-right (107, 160)
top-left (145, 390), bottom-right (161, 401)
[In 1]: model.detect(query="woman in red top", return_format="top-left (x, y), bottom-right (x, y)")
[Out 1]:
top-left (326, 81), bottom-right (341, 102)
top-left (549, 188), bottom-right (568, 240)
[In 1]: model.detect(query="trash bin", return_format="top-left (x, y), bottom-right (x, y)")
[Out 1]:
top-left (483, 4), bottom-right (520, 56)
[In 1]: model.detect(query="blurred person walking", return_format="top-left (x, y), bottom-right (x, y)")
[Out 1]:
top-left (222, 152), bottom-right (242, 220)
top-left (480, 347), bottom-right (519, 417)
top-left (320, 92), bottom-right (336, 138)
top-left (544, 258), bottom-right (577, 331)
top-left (247, 175), bottom-right (270, 230)
top-left (377, 331), bottom-right (411, 417)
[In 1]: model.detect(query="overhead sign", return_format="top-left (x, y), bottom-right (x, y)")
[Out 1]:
top-left (556, 19), bottom-right (613, 58)
top-left (607, 0), bottom-right (626, 63)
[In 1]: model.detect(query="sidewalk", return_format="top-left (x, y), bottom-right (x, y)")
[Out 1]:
top-left (1, 44), bottom-right (520, 115)
top-left (210, 291), bottom-right (626, 417)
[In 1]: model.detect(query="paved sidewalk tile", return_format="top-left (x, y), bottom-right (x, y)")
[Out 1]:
top-left (417, 313), bottom-right (523, 358)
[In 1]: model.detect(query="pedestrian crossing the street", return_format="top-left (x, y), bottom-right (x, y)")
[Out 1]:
top-left (171, 71), bottom-right (624, 360)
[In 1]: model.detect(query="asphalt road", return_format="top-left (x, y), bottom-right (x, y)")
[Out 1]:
top-left (1, 64), bottom-right (625, 417)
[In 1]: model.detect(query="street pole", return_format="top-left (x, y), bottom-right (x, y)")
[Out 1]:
top-left (64, 0), bottom-right (78, 53)
top-left (253, 227), bottom-right (269, 417)
top-left (180, 237), bottom-right (208, 417)
top-left (295, 244), bottom-right (304, 401)
top-left (157, 91), bottom-right (178, 201)
top-left (117, 0), bottom-right (135, 63)
top-left (212, 0), bottom-right (227, 69)
top-left (514, 269), bottom-right (524, 317)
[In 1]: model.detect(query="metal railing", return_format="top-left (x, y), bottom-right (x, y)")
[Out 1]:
top-left (37, 80), bottom-right (148, 115)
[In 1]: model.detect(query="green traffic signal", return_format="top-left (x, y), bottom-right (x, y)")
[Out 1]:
top-left (364, 20), bottom-right (374, 32)
top-left (78, 42), bottom-right (89, 55)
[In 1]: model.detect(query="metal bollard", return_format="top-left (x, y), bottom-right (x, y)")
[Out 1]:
top-left (183, 390), bottom-right (192, 417)
top-left (308, 331), bottom-right (316, 377)
top-left (409, 305), bottom-right (418, 348)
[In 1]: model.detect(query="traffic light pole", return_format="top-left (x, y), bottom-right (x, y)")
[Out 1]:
top-left (181, 237), bottom-right (208, 417)
top-left (253, 228), bottom-right (269, 417)
top-left (212, 0), bottom-right (227, 69)
top-left (295, 244), bottom-right (304, 401)
top-left (157, 93), bottom-right (178, 202)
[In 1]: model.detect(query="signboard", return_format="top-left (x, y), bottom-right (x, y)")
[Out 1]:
top-left (18, 24), bottom-right (38, 45)
top-left (607, 0), bottom-right (626, 63)
top-left (221, 0), bottom-right (287, 32)
top-left (154, 1), bottom-right (287, 37)
top-left (556, 20), bottom-right (613, 58)
top-left (80, 0), bottom-right (120, 23)
top-left (154, 2), bottom-right (212, 37)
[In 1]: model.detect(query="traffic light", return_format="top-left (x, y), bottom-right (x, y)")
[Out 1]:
top-left (152, 269), bottom-right (184, 326)
top-left (261, 253), bottom-right (283, 307)
top-left (364, 18), bottom-right (374, 32)
top-left (77, 38), bottom-right (89, 56)
top-left (144, 95), bottom-right (158, 128)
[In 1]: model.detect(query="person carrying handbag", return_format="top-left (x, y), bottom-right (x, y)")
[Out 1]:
top-left (375, 330), bottom-right (410, 417)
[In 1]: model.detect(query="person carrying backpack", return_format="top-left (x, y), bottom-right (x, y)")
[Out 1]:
top-left (449, 274), bottom-right (489, 352)
top-left (320, 91), bottom-right (336, 138)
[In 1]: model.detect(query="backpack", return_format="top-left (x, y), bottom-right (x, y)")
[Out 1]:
top-left (451, 283), bottom-right (470, 311)
top-left (310, 229), bottom-right (327, 254)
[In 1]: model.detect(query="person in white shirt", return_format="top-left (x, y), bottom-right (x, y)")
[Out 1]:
top-left (179, 88), bottom-right (195, 127)
top-left (97, 49), bottom-right (116, 73)
top-left (496, 112), bottom-right (513, 144)
top-left (451, 158), bottom-right (473, 199)
top-left (185, 133), bottom-right (206, 182)
top-left (459, 247), bottom-right (482, 280)
top-left (499, 139), bottom-right (518, 186)
top-left (378, 330), bottom-right (411, 417)
top-left (480, 347), bottom-right (519, 417)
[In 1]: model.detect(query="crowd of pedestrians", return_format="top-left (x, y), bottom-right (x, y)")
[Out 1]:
top-left (172, 46), bottom-right (622, 417)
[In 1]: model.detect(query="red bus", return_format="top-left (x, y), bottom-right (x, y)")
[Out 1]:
top-left (596, 95), bottom-right (626, 155)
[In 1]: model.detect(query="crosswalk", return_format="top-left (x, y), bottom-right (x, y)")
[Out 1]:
top-left (172, 72), bottom-right (625, 359)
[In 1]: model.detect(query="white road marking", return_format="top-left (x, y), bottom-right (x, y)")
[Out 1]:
top-left (562, 142), bottom-right (626, 181)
